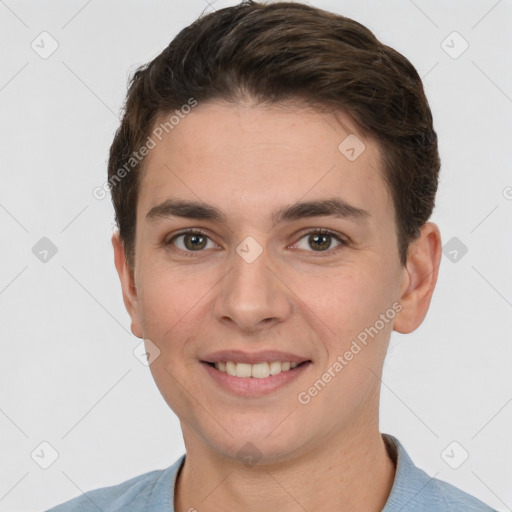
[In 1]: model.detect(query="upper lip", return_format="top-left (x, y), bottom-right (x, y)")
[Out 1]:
top-left (201, 350), bottom-right (311, 364)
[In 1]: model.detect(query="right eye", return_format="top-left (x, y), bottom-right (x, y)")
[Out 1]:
top-left (166, 229), bottom-right (218, 254)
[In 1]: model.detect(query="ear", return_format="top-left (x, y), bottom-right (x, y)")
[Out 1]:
top-left (112, 231), bottom-right (143, 339)
top-left (393, 222), bottom-right (442, 334)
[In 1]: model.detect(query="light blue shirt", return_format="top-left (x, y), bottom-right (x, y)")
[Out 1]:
top-left (45, 434), bottom-right (497, 511)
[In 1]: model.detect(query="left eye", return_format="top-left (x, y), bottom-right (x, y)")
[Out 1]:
top-left (294, 229), bottom-right (346, 252)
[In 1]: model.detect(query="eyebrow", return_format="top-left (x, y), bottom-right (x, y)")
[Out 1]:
top-left (145, 197), bottom-right (370, 226)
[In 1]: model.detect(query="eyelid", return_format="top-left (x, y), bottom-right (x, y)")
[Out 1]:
top-left (165, 227), bottom-right (211, 244)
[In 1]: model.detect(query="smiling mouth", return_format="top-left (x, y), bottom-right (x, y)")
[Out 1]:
top-left (203, 360), bottom-right (311, 378)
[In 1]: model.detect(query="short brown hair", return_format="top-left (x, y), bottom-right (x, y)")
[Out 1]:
top-left (107, 0), bottom-right (440, 268)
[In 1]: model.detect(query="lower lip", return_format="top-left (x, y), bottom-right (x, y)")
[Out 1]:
top-left (201, 361), bottom-right (312, 397)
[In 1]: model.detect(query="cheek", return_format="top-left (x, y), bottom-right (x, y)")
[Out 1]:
top-left (136, 268), bottom-right (188, 335)
top-left (302, 261), bottom-right (387, 313)
top-left (291, 263), bottom-right (396, 353)
top-left (137, 263), bottom-right (217, 346)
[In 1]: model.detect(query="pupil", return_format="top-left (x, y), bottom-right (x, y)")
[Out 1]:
top-left (310, 233), bottom-right (331, 251)
top-left (185, 233), bottom-right (207, 250)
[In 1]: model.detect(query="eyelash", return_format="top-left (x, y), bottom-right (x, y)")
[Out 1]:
top-left (164, 228), bottom-right (348, 257)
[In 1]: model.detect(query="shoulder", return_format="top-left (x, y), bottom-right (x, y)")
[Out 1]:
top-left (428, 476), bottom-right (498, 511)
top-left (44, 470), bottom-right (164, 512)
top-left (382, 434), bottom-right (497, 512)
top-left (44, 455), bottom-right (185, 512)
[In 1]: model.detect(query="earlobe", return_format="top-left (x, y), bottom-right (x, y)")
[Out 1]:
top-left (393, 222), bottom-right (442, 334)
top-left (111, 232), bottom-right (143, 339)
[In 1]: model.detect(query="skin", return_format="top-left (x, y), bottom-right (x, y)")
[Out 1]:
top-left (113, 99), bottom-right (442, 512)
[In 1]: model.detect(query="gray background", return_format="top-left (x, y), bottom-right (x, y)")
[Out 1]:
top-left (1, 0), bottom-right (511, 510)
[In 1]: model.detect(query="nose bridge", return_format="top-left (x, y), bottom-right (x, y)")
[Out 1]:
top-left (214, 237), bottom-right (291, 330)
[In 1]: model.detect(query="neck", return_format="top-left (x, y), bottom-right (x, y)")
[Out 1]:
top-left (174, 418), bottom-right (396, 512)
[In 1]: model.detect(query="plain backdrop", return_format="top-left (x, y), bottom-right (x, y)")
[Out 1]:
top-left (1, 1), bottom-right (511, 510)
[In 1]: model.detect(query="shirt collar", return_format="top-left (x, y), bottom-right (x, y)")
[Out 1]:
top-left (381, 433), bottom-right (437, 511)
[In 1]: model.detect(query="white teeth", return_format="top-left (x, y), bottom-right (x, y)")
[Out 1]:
top-left (214, 360), bottom-right (303, 378)
top-left (269, 361), bottom-right (283, 375)
top-left (251, 362), bottom-right (269, 378)
top-left (235, 363), bottom-right (252, 378)
top-left (226, 361), bottom-right (236, 376)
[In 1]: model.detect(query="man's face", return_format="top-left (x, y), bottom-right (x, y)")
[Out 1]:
top-left (117, 101), bottom-right (410, 462)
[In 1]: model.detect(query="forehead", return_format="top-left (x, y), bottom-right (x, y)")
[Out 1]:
top-left (137, 101), bottom-right (392, 228)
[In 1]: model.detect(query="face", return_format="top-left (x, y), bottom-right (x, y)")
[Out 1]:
top-left (113, 100), bottom-right (440, 464)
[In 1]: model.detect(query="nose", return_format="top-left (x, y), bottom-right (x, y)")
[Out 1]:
top-left (213, 242), bottom-right (293, 333)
